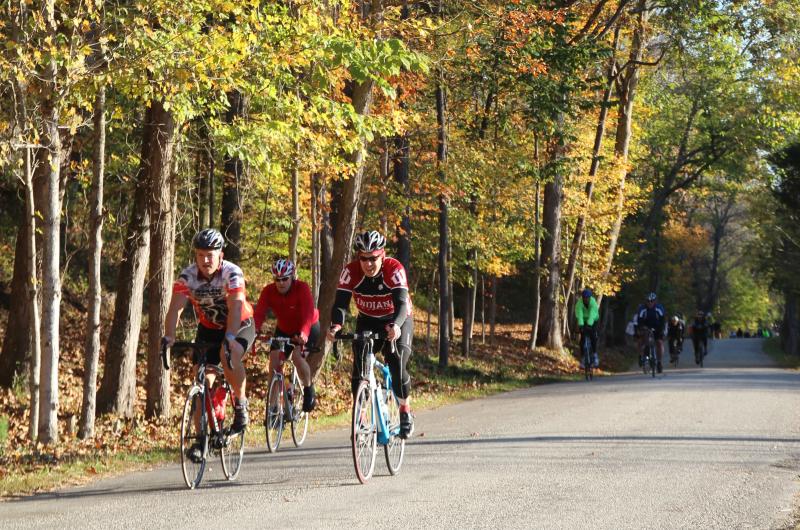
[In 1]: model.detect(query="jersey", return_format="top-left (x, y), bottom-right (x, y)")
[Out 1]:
top-left (634, 303), bottom-right (666, 332)
top-left (253, 279), bottom-right (319, 338)
top-left (575, 297), bottom-right (600, 327)
top-left (172, 260), bottom-right (254, 330)
top-left (335, 257), bottom-right (412, 322)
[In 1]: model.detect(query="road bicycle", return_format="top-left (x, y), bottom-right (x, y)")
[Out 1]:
top-left (694, 337), bottom-right (707, 367)
top-left (668, 336), bottom-right (682, 368)
top-left (160, 339), bottom-right (245, 489)
top-left (333, 331), bottom-right (405, 484)
top-left (262, 337), bottom-right (310, 453)
top-left (641, 328), bottom-right (657, 378)
top-left (580, 327), bottom-right (593, 381)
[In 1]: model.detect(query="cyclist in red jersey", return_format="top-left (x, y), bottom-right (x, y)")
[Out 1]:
top-left (254, 258), bottom-right (320, 412)
top-left (163, 229), bottom-right (256, 448)
top-left (326, 230), bottom-right (415, 439)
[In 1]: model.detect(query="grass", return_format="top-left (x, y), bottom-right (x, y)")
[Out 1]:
top-left (762, 337), bottom-right (800, 369)
top-left (0, 448), bottom-right (174, 497)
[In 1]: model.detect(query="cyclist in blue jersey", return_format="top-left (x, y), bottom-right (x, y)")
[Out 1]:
top-left (633, 292), bottom-right (666, 373)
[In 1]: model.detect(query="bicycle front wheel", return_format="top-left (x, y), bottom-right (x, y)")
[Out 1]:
top-left (290, 371), bottom-right (309, 447)
top-left (220, 389), bottom-right (245, 480)
top-left (383, 387), bottom-right (405, 475)
top-left (650, 348), bottom-right (656, 378)
top-left (351, 381), bottom-right (377, 484)
top-left (180, 385), bottom-right (207, 489)
top-left (265, 376), bottom-right (284, 453)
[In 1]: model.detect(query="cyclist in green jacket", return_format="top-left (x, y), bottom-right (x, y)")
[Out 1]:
top-left (575, 288), bottom-right (600, 368)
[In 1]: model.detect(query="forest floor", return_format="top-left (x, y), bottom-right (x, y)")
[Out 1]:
top-left (0, 307), bottom-right (636, 497)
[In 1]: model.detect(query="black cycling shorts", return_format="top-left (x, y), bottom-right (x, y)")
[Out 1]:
top-left (194, 318), bottom-right (256, 365)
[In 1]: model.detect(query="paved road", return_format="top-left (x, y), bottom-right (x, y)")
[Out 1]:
top-left (3, 338), bottom-right (799, 529)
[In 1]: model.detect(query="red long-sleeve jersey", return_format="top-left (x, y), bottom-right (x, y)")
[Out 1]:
top-left (253, 279), bottom-right (319, 339)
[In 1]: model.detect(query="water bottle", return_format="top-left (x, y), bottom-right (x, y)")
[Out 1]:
top-left (212, 386), bottom-right (227, 421)
top-left (286, 384), bottom-right (294, 405)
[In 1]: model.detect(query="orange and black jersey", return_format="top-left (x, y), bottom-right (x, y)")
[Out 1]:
top-left (331, 257), bottom-right (412, 327)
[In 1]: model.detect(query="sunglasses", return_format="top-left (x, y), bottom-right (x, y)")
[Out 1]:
top-left (359, 254), bottom-right (381, 263)
top-left (274, 276), bottom-right (291, 283)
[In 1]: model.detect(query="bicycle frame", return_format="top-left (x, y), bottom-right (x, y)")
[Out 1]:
top-left (338, 331), bottom-right (397, 446)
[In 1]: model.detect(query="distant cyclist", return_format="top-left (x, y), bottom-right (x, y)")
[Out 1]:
top-left (634, 292), bottom-right (666, 373)
top-left (574, 288), bottom-right (600, 368)
top-left (253, 258), bottom-right (320, 412)
top-left (163, 228), bottom-right (256, 460)
top-left (326, 230), bottom-right (415, 439)
top-left (667, 314), bottom-right (685, 364)
top-left (689, 310), bottom-right (710, 364)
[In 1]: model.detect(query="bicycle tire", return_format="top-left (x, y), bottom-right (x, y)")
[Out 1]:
top-left (699, 343), bottom-right (704, 368)
top-left (583, 336), bottom-right (592, 381)
top-left (351, 381), bottom-right (377, 484)
top-left (290, 370), bottom-right (309, 447)
top-left (220, 387), bottom-right (245, 480)
top-left (265, 375), bottom-right (284, 453)
top-left (650, 346), bottom-right (656, 378)
top-left (180, 385), bottom-right (207, 489)
top-left (383, 386), bottom-right (405, 475)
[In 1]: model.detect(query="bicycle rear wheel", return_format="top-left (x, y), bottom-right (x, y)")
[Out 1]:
top-left (180, 385), bottom-right (207, 489)
top-left (290, 371), bottom-right (309, 447)
top-left (265, 376), bottom-right (284, 453)
top-left (220, 388), bottom-right (245, 480)
top-left (650, 347), bottom-right (656, 378)
top-left (351, 381), bottom-right (377, 484)
top-left (383, 386), bottom-right (405, 475)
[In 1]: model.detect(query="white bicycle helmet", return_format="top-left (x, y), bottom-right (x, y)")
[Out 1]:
top-left (354, 230), bottom-right (386, 253)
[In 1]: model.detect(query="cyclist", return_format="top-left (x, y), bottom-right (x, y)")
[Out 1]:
top-left (326, 230), bottom-right (415, 439)
top-left (667, 314), bottom-right (685, 364)
top-left (574, 288), bottom-right (600, 368)
top-left (163, 228), bottom-right (256, 460)
top-left (689, 310), bottom-right (710, 364)
top-left (253, 258), bottom-right (320, 412)
top-left (634, 292), bottom-right (666, 373)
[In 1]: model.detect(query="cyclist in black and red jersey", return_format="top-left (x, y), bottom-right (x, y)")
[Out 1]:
top-left (163, 229), bottom-right (256, 453)
top-left (253, 258), bottom-right (320, 412)
top-left (326, 230), bottom-right (415, 439)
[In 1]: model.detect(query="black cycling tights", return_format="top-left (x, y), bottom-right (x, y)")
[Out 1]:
top-left (351, 317), bottom-right (413, 400)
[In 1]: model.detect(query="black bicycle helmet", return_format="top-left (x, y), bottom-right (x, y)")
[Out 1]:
top-left (354, 230), bottom-right (386, 253)
top-left (193, 228), bottom-right (224, 250)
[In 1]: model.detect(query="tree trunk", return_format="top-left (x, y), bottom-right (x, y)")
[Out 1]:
top-left (598, 11), bottom-right (648, 307)
top-left (536, 129), bottom-right (565, 350)
top-left (311, 172), bottom-right (322, 302)
top-left (37, 77), bottom-right (63, 445)
top-left (436, 75), bottom-right (451, 368)
top-left (97, 111), bottom-right (152, 418)
top-left (394, 134), bottom-right (411, 273)
top-left (289, 149), bottom-right (301, 262)
top-left (562, 30), bottom-right (618, 325)
top-left (309, 77), bottom-right (375, 378)
top-left (145, 101), bottom-right (177, 419)
top-left (529, 150), bottom-right (542, 349)
top-left (0, 221), bottom-right (31, 388)
top-left (489, 276), bottom-right (498, 343)
top-left (79, 87), bottom-right (106, 439)
top-left (22, 144), bottom-right (42, 442)
top-left (197, 123), bottom-right (211, 228)
top-left (221, 90), bottom-right (244, 263)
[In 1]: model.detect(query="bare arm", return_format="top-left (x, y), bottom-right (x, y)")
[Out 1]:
top-left (164, 292), bottom-right (188, 343)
